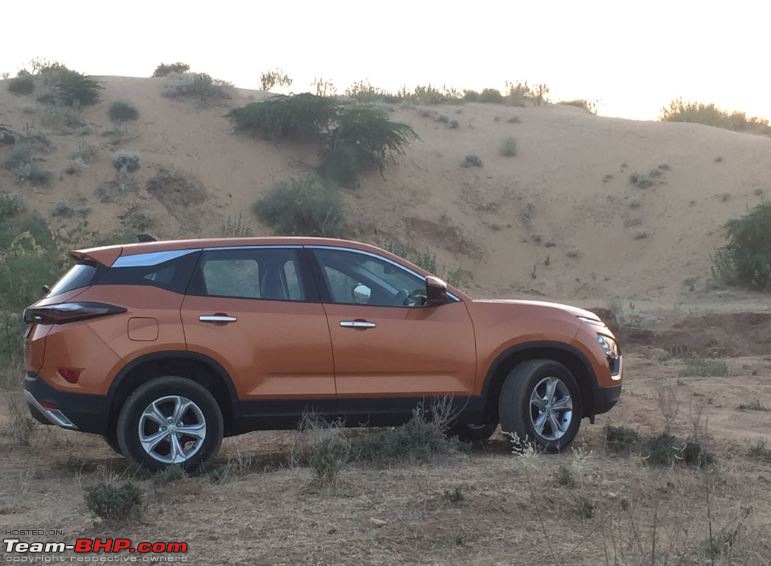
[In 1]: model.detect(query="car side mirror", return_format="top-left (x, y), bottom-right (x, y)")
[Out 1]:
top-left (425, 276), bottom-right (449, 307)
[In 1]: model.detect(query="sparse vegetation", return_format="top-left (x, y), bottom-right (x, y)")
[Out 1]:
top-left (737, 400), bottom-right (769, 411)
top-left (661, 99), bottom-right (771, 135)
top-left (108, 100), bottom-right (139, 123)
top-left (253, 175), bottom-right (346, 237)
top-left (629, 172), bottom-right (655, 188)
top-left (260, 69), bottom-right (292, 91)
top-left (678, 358), bottom-right (729, 377)
top-left (152, 62), bottom-right (190, 77)
top-left (2, 143), bottom-right (51, 185)
top-left (604, 425), bottom-right (642, 454)
top-left (556, 464), bottom-right (576, 487)
top-left (84, 476), bottom-right (143, 522)
top-left (163, 72), bottom-right (231, 105)
top-left (748, 438), bottom-right (771, 462)
top-left (461, 154), bottom-right (482, 168)
top-left (711, 202), bottom-right (771, 291)
top-left (558, 99), bottom-right (597, 114)
top-left (499, 136), bottom-right (517, 157)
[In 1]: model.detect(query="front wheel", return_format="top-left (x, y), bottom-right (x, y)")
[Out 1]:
top-left (498, 360), bottom-right (581, 452)
top-left (116, 377), bottom-right (223, 472)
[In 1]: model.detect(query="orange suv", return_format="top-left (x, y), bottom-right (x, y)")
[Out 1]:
top-left (23, 237), bottom-right (622, 470)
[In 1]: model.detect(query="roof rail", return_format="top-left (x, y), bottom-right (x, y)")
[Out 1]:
top-left (136, 234), bottom-right (157, 243)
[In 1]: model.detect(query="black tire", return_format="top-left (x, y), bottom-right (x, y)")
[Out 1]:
top-left (450, 422), bottom-right (497, 443)
top-left (103, 431), bottom-right (123, 455)
top-left (498, 359), bottom-right (582, 452)
top-left (116, 376), bottom-right (223, 472)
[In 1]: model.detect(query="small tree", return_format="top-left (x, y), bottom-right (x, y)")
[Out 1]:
top-left (319, 105), bottom-right (417, 186)
top-left (260, 69), bottom-right (292, 91)
top-left (712, 202), bottom-right (771, 290)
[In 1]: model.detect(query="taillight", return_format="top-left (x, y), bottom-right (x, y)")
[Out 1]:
top-left (22, 302), bottom-right (126, 324)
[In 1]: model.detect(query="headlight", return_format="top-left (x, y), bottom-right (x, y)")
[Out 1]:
top-left (597, 335), bottom-right (619, 360)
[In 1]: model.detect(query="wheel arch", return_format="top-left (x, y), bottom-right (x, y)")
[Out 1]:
top-left (107, 351), bottom-right (239, 437)
top-left (481, 341), bottom-right (598, 422)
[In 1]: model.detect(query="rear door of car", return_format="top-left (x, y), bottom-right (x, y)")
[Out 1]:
top-left (180, 246), bottom-right (335, 419)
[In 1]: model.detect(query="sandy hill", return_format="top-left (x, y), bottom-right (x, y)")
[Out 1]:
top-left (1, 76), bottom-right (770, 307)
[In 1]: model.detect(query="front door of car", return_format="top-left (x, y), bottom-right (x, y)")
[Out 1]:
top-left (180, 247), bottom-right (335, 410)
top-left (310, 247), bottom-right (476, 417)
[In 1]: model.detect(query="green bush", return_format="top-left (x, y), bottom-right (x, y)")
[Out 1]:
top-left (40, 66), bottom-right (102, 107)
top-left (229, 93), bottom-right (338, 140)
top-left (108, 100), bottom-right (139, 123)
top-left (604, 425), bottom-right (642, 454)
top-left (254, 175), bottom-right (346, 237)
top-left (2, 144), bottom-right (51, 186)
top-left (84, 478), bottom-right (142, 522)
top-left (319, 105), bottom-right (417, 186)
top-left (461, 154), bottom-right (482, 168)
top-left (353, 406), bottom-right (462, 466)
top-left (712, 203), bottom-right (771, 290)
top-left (463, 90), bottom-right (480, 102)
top-left (661, 99), bottom-right (771, 135)
top-left (479, 88), bottom-right (503, 103)
top-left (8, 74), bottom-right (35, 95)
top-left (163, 73), bottom-right (231, 105)
top-left (0, 192), bottom-right (24, 220)
top-left (678, 358), bottom-right (728, 377)
top-left (152, 62), bottom-right (190, 77)
top-left (499, 136), bottom-right (517, 157)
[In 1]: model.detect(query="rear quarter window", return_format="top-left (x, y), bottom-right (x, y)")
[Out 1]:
top-left (47, 263), bottom-right (98, 296)
top-left (95, 251), bottom-right (199, 293)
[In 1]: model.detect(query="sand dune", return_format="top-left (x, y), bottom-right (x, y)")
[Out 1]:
top-left (1, 76), bottom-right (770, 306)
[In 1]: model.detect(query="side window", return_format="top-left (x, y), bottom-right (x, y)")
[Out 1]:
top-left (194, 248), bottom-right (306, 301)
top-left (314, 248), bottom-right (426, 307)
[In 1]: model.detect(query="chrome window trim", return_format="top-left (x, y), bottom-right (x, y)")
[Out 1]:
top-left (201, 245), bottom-right (303, 252)
top-left (112, 249), bottom-right (202, 268)
top-left (306, 245), bottom-right (460, 302)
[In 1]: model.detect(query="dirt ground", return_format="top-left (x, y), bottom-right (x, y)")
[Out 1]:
top-left (1, 311), bottom-right (770, 565)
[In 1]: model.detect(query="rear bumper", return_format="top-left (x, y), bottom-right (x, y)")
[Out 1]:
top-left (592, 384), bottom-right (622, 416)
top-left (24, 373), bottom-right (109, 435)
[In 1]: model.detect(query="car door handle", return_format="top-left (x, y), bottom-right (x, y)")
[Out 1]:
top-left (199, 314), bottom-right (238, 323)
top-left (339, 320), bottom-right (376, 329)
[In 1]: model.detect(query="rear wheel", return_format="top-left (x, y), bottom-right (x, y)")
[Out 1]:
top-left (498, 360), bottom-right (581, 452)
top-left (117, 376), bottom-right (223, 472)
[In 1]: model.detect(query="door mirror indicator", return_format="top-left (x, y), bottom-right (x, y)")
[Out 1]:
top-left (425, 276), bottom-right (449, 307)
top-left (352, 283), bottom-right (372, 305)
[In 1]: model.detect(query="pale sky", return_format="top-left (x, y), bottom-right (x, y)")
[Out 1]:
top-left (4, 0), bottom-right (771, 120)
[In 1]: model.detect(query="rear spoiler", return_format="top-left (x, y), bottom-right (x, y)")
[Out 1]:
top-left (68, 235), bottom-right (159, 266)
top-left (68, 248), bottom-right (122, 267)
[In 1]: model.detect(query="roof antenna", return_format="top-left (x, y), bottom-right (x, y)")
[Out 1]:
top-left (136, 234), bottom-right (157, 243)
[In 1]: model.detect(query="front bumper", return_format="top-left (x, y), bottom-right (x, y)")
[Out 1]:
top-left (592, 383), bottom-right (622, 416)
top-left (24, 373), bottom-right (109, 434)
